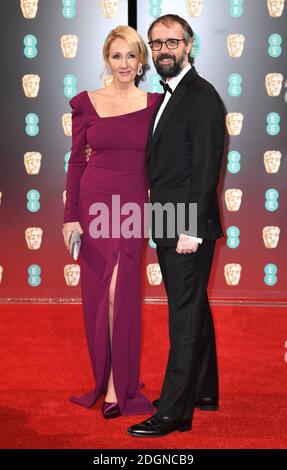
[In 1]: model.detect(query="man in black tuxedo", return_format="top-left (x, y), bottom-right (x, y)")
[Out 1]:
top-left (128, 14), bottom-right (226, 437)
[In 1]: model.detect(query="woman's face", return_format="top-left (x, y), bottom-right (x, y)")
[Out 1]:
top-left (107, 38), bottom-right (141, 84)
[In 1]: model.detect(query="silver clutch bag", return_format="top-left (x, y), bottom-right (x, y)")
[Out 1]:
top-left (69, 230), bottom-right (82, 261)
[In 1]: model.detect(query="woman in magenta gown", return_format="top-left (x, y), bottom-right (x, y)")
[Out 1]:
top-left (63, 26), bottom-right (161, 417)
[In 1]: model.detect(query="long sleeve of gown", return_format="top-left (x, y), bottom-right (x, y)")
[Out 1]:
top-left (63, 95), bottom-right (88, 223)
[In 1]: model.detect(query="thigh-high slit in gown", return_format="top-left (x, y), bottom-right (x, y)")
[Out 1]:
top-left (64, 90), bottom-right (161, 416)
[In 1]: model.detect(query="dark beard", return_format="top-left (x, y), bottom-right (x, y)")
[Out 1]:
top-left (154, 52), bottom-right (186, 79)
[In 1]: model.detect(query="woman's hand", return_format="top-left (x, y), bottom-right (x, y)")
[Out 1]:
top-left (85, 144), bottom-right (92, 162)
top-left (62, 222), bottom-right (83, 250)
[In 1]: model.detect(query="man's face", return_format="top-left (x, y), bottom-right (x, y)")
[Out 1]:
top-left (150, 22), bottom-right (192, 80)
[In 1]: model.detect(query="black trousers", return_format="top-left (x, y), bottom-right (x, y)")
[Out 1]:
top-left (156, 240), bottom-right (218, 421)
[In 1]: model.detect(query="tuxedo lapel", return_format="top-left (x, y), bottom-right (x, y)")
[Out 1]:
top-left (147, 86), bottom-right (189, 157)
top-left (146, 92), bottom-right (165, 154)
top-left (147, 67), bottom-right (199, 159)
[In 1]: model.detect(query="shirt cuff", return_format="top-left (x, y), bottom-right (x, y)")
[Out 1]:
top-left (179, 233), bottom-right (203, 244)
top-left (187, 236), bottom-right (203, 244)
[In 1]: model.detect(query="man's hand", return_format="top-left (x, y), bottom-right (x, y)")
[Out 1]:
top-left (85, 144), bottom-right (92, 162)
top-left (62, 221), bottom-right (83, 250)
top-left (176, 233), bottom-right (199, 254)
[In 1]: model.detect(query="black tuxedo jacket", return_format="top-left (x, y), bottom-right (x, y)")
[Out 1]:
top-left (147, 66), bottom-right (226, 246)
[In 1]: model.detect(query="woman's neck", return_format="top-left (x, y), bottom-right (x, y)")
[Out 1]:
top-left (109, 80), bottom-right (137, 98)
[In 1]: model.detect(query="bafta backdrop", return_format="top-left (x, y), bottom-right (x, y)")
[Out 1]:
top-left (0, 0), bottom-right (286, 301)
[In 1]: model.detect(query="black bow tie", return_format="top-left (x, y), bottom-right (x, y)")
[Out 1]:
top-left (159, 80), bottom-right (173, 95)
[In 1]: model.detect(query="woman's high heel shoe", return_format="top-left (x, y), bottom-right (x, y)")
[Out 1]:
top-left (102, 401), bottom-right (121, 419)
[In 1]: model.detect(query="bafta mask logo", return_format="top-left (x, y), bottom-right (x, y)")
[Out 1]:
top-left (64, 264), bottom-right (81, 287)
top-left (227, 34), bottom-right (245, 58)
top-left (24, 151), bottom-right (42, 175)
top-left (186, 0), bottom-right (203, 17)
top-left (265, 73), bottom-right (283, 96)
top-left (226, 112), bottom-right (244, 136)
top-left (102, 74), bottom-right (114, 88)
top-left (20, 0), bottom-right (39, 19)
top-left (61, 35), bottom-right (79, 59)
top-left (102, 0), bottom-right (118, 18)
top-left (264, 150), bottom-right (282, 173)
top-left (225, 189), bottom-right (243, 212)
top-left (224, 263), bottom-right (242, 286)
top-left (62, 113), bottom-right (72, 136)
top-left (25, 227), bottom-right (43, 250)
top-left (0, 265), bottom-right (3, 285)
top-left (262, 226), bottom-right (280, 249)
top-left (267, 0), bottom-right (285, 17)
top-left (22, 74), bottom-right (40, 98)
top-left (146, 263), bottom-right (162, 286)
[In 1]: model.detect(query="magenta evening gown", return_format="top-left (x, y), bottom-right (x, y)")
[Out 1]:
top-left (64, 90), bottom-right (161, 415)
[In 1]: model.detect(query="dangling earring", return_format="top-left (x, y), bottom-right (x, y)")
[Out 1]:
top-left (106, 66), bottom-right (112, 75)
top-left (137, 64), bottom-right (143, 76)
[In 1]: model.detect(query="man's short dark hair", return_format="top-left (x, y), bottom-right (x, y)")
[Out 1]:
top-left (147, 14), bottom-right (194, 44)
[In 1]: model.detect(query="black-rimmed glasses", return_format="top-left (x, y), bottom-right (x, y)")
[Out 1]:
top-left (148, 39), bottom-right (185, 51)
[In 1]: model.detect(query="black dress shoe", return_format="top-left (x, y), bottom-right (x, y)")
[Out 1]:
top-left (127, 412), bottom-right (192, 438)
top-left (152, 397), bottom-right (218, 411)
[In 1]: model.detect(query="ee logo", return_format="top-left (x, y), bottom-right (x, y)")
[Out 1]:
top-left (226, 226), bottom-right (240, 249)
top-left (24, 34), bottom-right (37, 59)
top-left (228, 74), bottom-right (242, 97)
top-left (265, 188), bottom-right (279, 211)
top-left (268, 34), bottom-right (282, 58)
top-left (149, 74), bottom-right (162, 93)
top-left (64, 152), bottom-right (71, 173)
top-left (27, 189), bottom-right (40, 212)
top-left (149, 0), bottom-right (162, 18)
top-left (64, 75), bottom-right (77, 98)
top-left (62, 0), bottom-right (76, 19)
top-left (148, 238), bottom-right (157, 250)
top-left (264, 264), bottom-right (277, 286)
top-left (190, 34), bottom-right (201, 59)
top-left (230, 0), bottom-right (244, 18)
top-left (25, 113), bottom-right (39, 136)
top-left (28, 264), bottom-right (41, 287)
top-left (227, 150), bottom-right (241, 173)
top-left (266, 112), bottom-right (280, 136)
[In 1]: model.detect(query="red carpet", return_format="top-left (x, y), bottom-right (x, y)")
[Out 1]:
top-left (1, 303), bottom-right (287, 449)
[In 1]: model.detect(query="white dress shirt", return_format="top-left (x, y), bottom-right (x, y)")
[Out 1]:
top-left (153, 63), bottom-right (192, 133)
top-left (153, 63), bottom-right (203, 244)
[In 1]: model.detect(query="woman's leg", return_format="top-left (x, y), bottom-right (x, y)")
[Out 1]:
top-left (105, 262), bottom-right (119, 403)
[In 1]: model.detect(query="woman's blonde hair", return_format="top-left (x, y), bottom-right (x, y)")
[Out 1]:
top-left (103, 25), bottom-right (148, 65)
